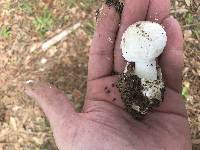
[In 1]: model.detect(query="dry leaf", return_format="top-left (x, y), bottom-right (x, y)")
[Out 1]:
top-left (10, 117), bottom-right (17, 131)
top-left (184, 30), bottom-right (192, 41)
top-left (42, 0), bottom-right (53, 6)
top-left (194, 0), bottom-right (200, 6)
top-left (72, 89), bottom-right (82, 100)
top-left (185, 0), bottom-right (191, 6)
top-left (33, 137), bottom-right (43, 145)
top-left (192, 139), bottom-right (200, 144)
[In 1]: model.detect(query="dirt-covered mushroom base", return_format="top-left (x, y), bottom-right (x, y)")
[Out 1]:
top-left (117, 64), bottom-right (165, 120)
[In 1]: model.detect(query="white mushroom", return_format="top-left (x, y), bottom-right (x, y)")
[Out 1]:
top-left (121, 21), bottom-right (167, 80)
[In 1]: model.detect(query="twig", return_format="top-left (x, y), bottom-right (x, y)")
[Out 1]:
top-left (183, 23), bottom-right (200, 29)
top-left (192, 139), bottom-right (200, 144)
top-left (170, 8), bottom-right (188, 14)
top-left (42, 22), bottom-right (81, 51)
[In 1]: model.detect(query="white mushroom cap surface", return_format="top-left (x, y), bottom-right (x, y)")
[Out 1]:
top-left (121, 21), bottom-right (167, 63)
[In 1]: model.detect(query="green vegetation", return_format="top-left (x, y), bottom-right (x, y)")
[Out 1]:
top-left (185, 13), bottom-right (194, 24)
top-left (182, 86), bottom-right (190, 99)
top-left (80, 0), bottom-right (96, 11)
top-left (0, 25), bottom-right (11, 39)
top-left (184, 12), bottom-right (200, 39)
top-left (33, 7), bottom-right (54, 37)
top-left (67, 0), bottom-right (77, 8)
top-left (19, 0), bottom-right (33, 14)
top-left (83, 19), bottom-right (95, 37)
top-left (194, 23), bottom-right (200, 40)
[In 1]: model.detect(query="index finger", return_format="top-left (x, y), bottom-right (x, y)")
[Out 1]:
top-left (114, 0), bottom-right (150, 73)
top-left (88, 4), bottom-right (121, 81)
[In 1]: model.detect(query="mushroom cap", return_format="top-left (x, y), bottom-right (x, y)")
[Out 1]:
top-left (121, 21), bottom-right (167, 63)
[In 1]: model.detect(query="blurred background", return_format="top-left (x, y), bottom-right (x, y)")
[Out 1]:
top-left (0, 0), bottom-right (199, 149)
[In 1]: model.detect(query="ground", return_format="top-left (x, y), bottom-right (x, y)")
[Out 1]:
top-left (0, 0), bottom-right (199, 149)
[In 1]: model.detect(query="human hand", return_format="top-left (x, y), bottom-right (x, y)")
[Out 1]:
top-left (26, 0), bottom-right (192, 149)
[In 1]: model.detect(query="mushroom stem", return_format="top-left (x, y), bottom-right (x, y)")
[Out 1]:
top-left (124, 62), bottom-right (130, 73)
top-left (134, 60), bottom-right (157, 80)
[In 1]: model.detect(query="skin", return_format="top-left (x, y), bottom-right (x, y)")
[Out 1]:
top-left (26, 0), bottom-right (192, 149)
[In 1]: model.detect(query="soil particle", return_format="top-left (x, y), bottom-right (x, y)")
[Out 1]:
top-left (111, 83), bottom-right (115, 87)
top-left (96, 9), bottom-right (100, 21)
top-left (106, 89), bottom-right (111, 94)
top-left (117, 64), bottom-right (165, 120)
top-left (0, 103), bottom-right (6, 122)
top-left (105, 0), bottom-right (124, 15)
top-left (136, 23), bottom-right (141, 27)
top-left (104, 87), bottom-right (111, 94)
top-left (112, 98), bottom-right (117, 101)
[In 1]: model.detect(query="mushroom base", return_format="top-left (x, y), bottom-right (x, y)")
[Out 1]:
top-left (117, 64), bottom-right (165, 120)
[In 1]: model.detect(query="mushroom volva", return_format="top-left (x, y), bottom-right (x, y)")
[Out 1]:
top-left (117, 21), bottom-right (167, 120)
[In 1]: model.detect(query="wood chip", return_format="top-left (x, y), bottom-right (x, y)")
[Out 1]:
top-left (42, 22), bottom-right (81, 51)
top-left (192, 139), bottom-right (200, 144)
top-left (9, 117), bottom-right (17, 131)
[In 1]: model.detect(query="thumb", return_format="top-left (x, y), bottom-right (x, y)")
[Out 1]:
top-left (25, 82), bottom-right (77, 128)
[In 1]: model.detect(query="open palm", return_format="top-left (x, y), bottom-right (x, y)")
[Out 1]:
top-left (26, 0), bottom-right (192, 149)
